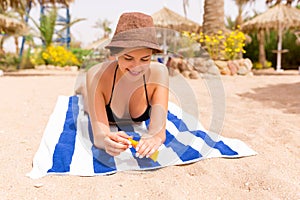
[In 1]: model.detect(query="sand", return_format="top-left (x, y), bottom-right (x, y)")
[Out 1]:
top-left (0, 69), bottom-right (299, 199)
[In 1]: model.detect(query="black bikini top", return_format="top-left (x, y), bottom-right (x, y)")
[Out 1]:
top-left (105, 65), bottom-right (151, 123)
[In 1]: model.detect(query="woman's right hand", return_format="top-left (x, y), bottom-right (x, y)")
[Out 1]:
top-left (103, 131), bottom-right (131, 156)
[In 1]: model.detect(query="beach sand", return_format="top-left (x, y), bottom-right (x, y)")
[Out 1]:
top-left (0, 70), bottom-right (299, 199)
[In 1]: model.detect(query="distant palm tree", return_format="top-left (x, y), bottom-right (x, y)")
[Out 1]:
top-left (233, 0), bottom-right (255, 29)
top-left (182, 0), bottom-right (189, 18)
top-left (93, 19), bottom-right (112, 39)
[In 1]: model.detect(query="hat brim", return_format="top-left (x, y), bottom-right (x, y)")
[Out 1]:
top-left (105, 27), bottom-right (163, 55)
top-left (106, 40), bottom-right (163, 55)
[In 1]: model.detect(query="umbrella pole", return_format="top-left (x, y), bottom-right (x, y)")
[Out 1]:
top-left (163, 29), bottom-right (167, 55)
top-left (276, 25), bottom-right (283, 72)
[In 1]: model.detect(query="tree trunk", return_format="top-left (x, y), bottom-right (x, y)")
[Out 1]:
top-left (0, 35), bottom-right (5, 55)
top-left (14, 36), bottom-right (19, 54)
top-left (203, 0), bottom-right (225, 35)
top-left (258, 29), bottom-right (266, 67)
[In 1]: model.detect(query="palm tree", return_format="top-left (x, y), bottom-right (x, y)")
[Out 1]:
top-left (233, 0), bottom-right (255, 29)
top-left (202, 0), bottom-right (225, 35)
top-left (31, 8), bottom-right (56, 47)
top-left (182, 0), bottom-right (225, 34)
top-left (93, 19), bottom-right (112, 39)
top-left (182, 0), bottom-right (189, 18)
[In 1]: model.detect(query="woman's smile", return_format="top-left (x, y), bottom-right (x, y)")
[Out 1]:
top-left (127, 68), bottom-right (142, 76)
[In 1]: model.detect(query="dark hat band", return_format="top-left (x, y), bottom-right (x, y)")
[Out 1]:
top-left (106, 27), bottom-right (162, 54)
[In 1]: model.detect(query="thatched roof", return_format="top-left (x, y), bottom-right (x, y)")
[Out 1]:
top-left (152, 7), bottom-right (202, 33)
top-left (242, 4), bottom-right (300, 32)
top-left (0, 0), bottom-right (74, 10)
top-left (0, 14), bottom-right (27, 35)
top-left (84, 37), bottom-right (110, 50)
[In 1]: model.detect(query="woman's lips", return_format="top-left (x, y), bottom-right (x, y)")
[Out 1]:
top-left (127, 69), bottom-right (142, 76)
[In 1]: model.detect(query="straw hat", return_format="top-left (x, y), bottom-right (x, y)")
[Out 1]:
top-left (105, 12), bottom-right (162, 55)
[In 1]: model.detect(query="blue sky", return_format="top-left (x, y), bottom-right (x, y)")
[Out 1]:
top-left (4, 0), bottom-right (267, 51)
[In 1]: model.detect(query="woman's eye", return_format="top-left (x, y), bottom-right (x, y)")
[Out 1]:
top-left (141, 58), bottom-right (150, 62)
top-left (124, 57), bottom-right (133, 61)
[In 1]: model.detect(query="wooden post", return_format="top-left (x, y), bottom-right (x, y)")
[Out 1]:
top-left (276, 24), bottom-right (283, 71)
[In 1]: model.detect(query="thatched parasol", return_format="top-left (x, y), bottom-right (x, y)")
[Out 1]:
top-left (0, 14), bottom-right (27, 35)
top-left (242, 4), bottom-right (300, 71)
top-left (0, 0), bottom-right (74, 10)
top-left (152, 7), bottom-right (202, 54)
top-left (152, 7), bottom-right (201, 33)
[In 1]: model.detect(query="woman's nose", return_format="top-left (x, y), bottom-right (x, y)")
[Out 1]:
top-left (129, 60), bottom-right (142, 68)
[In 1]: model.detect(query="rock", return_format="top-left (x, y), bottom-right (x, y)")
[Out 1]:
top-left (195, 65), bottom-right (208, 73)
top-left (70, 66), bottom-right (78, 72)
top-left (243, 58), bottom-right (253, 71)
top-left (220, 67), bottom-right (231, 75)
top-left (237, 66), bottom-right (249, 75)
top-left (189, 70), bottom-right (199, 79)
top-left (193, 57), bottom-right (206, 68)
top-left (182, 70), bottom-right (190, 78)
top-left (214, 60), bottom-right (228, 70)
top-left (227, 60), bottom-right (238, 75)
top-left (207, 64), bottom-right (220, 75)
top-left (35, 65), bottom-right (46, 70)
top-left (46, 65), bottom-right (55, 70)
top-left (169, 68), bottom-right (180, 76)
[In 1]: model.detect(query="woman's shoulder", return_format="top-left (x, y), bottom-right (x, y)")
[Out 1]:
top-left (149, 61), bottom-right (169, 84)
top-left (149, 61), bottom-right (168, 75)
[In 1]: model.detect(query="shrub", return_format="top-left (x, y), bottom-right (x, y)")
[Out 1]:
top-left (244, 30), bottom-right (300, 70)
top-left (31, 45), bottom-right (80, 67)
top-left (0, 53), bottom-right (20, 71)
top-left (70, 48), bottom-right (92, 64)
top-left (182, 28), bottom-right (246, 60)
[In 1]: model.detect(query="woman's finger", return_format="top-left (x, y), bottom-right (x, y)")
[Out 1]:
top-left (116, 131), bottom-right (132, 145)
top-left (136, 141), bottom-right (155, 158)
top-left (104, 136), bottom-right (129, 150)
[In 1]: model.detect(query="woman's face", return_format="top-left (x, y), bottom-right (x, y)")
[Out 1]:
top-left (117, 48), bottom-right (152, 80)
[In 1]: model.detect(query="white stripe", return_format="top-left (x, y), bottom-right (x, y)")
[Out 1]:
top-left (27, 96), bottom-right (69, 179)
top-left (220, 137), bottom-right (257, 158)
top-left (156, 144), bottom-right (181, 166)
top-left (69, 96), bottom-right (95, 176)
top-left (114, 149), bottom-right (140, 171)
top-left (168, 101), bottom-right (205, 131)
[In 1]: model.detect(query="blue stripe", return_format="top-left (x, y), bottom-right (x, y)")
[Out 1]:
top-left (87, 116), bottom-right (117, 173)
top-left (92, 147), bottom-right (117, 174)
top-left (167, 111), bottom-right (238, 156)
top-left (48, 96), bottom-right (79, 173)
top-left (126, 132), bottom-right (161, 168)
top-left (164, 130), bottom-right (202, 161)
top-left (145, 119), bottom-right (201, 162)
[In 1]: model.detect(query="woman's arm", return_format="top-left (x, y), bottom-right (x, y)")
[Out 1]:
top-left (136, 63), bottom-right (169, 158)
top-left (86, 63), bottom-right (131, 156)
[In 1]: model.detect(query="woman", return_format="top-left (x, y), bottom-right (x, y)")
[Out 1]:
top-left (83, 12), bottom-right (169, 159)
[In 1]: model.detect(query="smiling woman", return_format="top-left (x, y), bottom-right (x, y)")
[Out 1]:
top-left (76, 12), bottom-right (169, 159)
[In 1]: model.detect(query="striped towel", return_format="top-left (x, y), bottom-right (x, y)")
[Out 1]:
top-left (27, 95), bottom-right (256, 179)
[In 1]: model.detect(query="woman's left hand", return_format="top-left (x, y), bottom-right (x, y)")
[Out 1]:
top-left (135, 135), bottom-right (163, 158)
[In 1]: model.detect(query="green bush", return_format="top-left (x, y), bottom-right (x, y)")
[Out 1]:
top-left (244, 30), bottom-right (300, 70)
top-left (0, 53), bottom-right (20, 71)
top-left (70, 48), bottom-right (92, 64)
